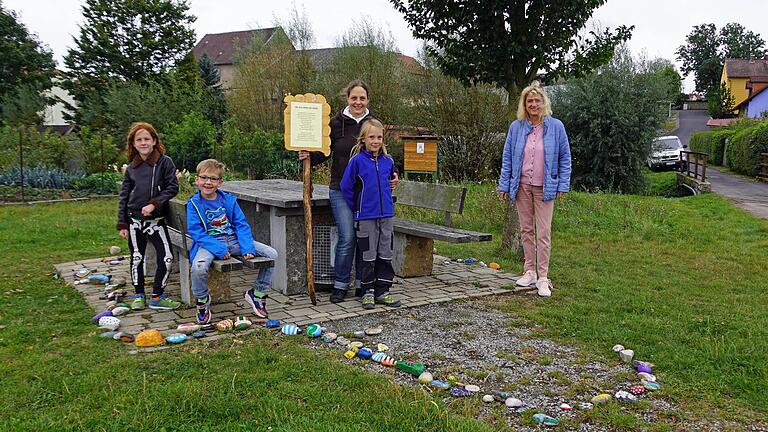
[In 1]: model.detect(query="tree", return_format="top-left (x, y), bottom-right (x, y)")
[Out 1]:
top-left (553, 45), bottom-right (667, 194)
top-left (198, 53), bottom-right (222, 96)
top-left (390, 0), bottom-right (633, 99)
top-left (63, 0), bottom-right (196, 121)
top-left (676, 23), bottom-right (765, 93)
top-left (0, 3), bottom-right (55, 122)
top-left (707, 83), bottom-right (735, 119)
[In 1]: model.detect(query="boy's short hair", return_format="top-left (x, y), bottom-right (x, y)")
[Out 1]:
top-left (196, 159), bottom-right (226, 177)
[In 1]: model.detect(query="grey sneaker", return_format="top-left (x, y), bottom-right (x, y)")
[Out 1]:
top-left (362, 292), bottom-right (375, 310)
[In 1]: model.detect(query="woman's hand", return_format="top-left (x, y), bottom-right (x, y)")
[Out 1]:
top-left (556, 192), bottom-right (566, 200)
top-left (119, 229), bottom-right (128, 239)
top-left (498, 192), bottom-right (509, 201)
top-left (243, 253), bottom-right (254, 260)
top-left (141, 203), bottom-right (156, 216)
top-left (298, 150), bottom-right (310, 161)
top-left (389, 172), bottom-right (399, 190)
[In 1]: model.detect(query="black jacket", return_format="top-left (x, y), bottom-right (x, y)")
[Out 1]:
top-left (116, 149), bottom-right (178, 230)
top-left (308, 109), bottom-right (376, 190)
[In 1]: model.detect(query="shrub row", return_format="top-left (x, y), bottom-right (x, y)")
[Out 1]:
top-left (688, 119), bottom-right (768, 176)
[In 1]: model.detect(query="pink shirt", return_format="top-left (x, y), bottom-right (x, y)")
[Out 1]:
top-left (520, 123), bottom-right (545, 186)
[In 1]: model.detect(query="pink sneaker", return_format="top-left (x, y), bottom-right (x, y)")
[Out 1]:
top-left (516, 270), bottom-right (537, 287)
top-left (536, 278), bottom-right (552, 297)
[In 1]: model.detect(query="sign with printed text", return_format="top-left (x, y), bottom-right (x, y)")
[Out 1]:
top-left (283, 93), bottom-right (331, 156)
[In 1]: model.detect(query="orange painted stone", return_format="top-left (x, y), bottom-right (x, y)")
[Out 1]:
top-left (135, 329), bottom-right (164, 347)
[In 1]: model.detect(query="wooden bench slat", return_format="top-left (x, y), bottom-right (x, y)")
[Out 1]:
top-left (235, 256), bottom-right (275, 269)
top-left (212, 258), bottom-right (243, 272)
top-left (393, 180), bottom-right (466, 214)
top-left (392, 218), bottom-right (491, 243)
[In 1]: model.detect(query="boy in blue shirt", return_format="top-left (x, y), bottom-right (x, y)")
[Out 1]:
top-left (187, 159), bottom-right (278, 324)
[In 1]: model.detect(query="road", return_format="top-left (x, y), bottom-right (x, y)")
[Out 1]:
top-left (673, 109), bottom-right (768, 219)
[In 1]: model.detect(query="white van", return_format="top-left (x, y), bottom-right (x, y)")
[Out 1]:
top-left (647, 136), bottom-right (686, 171)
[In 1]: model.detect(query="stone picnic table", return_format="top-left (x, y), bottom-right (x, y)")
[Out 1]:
top-left (220, 179), bottom-right (336, 296)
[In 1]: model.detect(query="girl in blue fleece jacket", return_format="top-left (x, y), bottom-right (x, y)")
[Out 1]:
top-left (340, 119), bottom-right (401, 310)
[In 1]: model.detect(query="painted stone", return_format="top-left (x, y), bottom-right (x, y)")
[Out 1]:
top-left (119, 333), bottom-right (135, 343)
top-left (335, 337), bottom-right (350, 347)
top-left (234, 316), bottom-right (252, 330)
top-left (165, 333), bottom-right (187, 344)
top-left (109, 246), bottom-right (122, 255)
top-left (430, 380), bottom-right (450, 389)
top-left (353, 331), bottom-right (365, 338)
top-left (348, 341), bottom-right (364, 349)
top-left (106, 301), bottom-right (117, 309)
top-left (395, 361), bottom-right (425, 376)
top-left (532, 413), bottom-right (559, 426)
top-left (482, 394), bottom-right (495, 403)
top-left (418, 372), bottom-right (434, 384)
top-left (637, 372), bottom-right (656, 382)
top-left (365, 326), bottom-right (383, 336)
top-left (74, 268), bottom-right (93, 279)
top-left (98, 316), bottom-right (120, 331)
top-left (110, 278), bottom-right (127, 288)
top-left (615, 390), bottom-right (639, 403)
top-left (92, 310), bottom-right (113, 322)
top-left (281, 323), bottom-right (300, 335)
top-left (200, 324), bottom-right (216, 332)
top-left (191, 331), bottom-right (206, 339)
top-left (578, 402), bottom-right (594, 410)
top-left (265, 319), bottom-right (281, 328)
top-left (505, 398), bottom-right (523, 408)
top-left (630, 385), bottom-right (645, 395)
top-left (450, 387), bottom-right (471, 397)
top-left (376, 343), bottom-right (388, 352)
top-left (641, 380), bottom-right (662, 390)
top-left (636, 364), bottom-right (653, 374)
top-left (306, 324), bottom-right (322, 338)
top-left (115, 302), bottom-right (129, 309)
top-left (357, 348), bottom-right (373, 360)
top-left (464, 384), bottom-right (480, 393)
top-left (216, 319), bottom-right (234, 331)
top-left (559, 403), bottom-right (572, 411)
top-left (612, 344), bottom-right (625, 352)
top-left (619, 349), bottom-right (635, 363)
top-left (478, 261), bottom-right (486, 267)
top-left (371, 352), bottom-right (386, 363)
top-left (591, 393), bottom-right (612, 404)
top-left (135, 329), bottom-right (164, 347)
top-left (464, 257), bottom-right (477, 264)
top-left (493, 391), bottom-right (513, 402)
top-left (176, 323), bottom-right (201, 335)
top-left (111, 306), bottom-right (130, 316)
top-left (323, 333), bottom-right (337, 343)
top-left (343, 350), bottom-right (356, 359)
top-left (380, 356), bottom-right (397, 367)
top-left (488, 262), bottom-right (501, 270)
top-left (99, 331), bottom-right (118, 338)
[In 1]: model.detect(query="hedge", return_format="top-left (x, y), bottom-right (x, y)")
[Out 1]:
top-left (689, 129), bottom-right (734, 166)
top-left (726, 122), bottom-right (768, 176)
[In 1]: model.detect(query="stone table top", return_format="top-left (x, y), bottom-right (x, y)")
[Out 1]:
top-left (220, 179), bottom-right (331, 208)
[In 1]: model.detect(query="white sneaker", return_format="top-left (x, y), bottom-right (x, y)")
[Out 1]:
top-left (516, 270), bottom-right (537, 287)
top-left (536, 278), bottom-right (552, 297)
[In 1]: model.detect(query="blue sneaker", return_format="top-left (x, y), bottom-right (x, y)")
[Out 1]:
top-left (196, 296), bottom-right (211, 324)
top-left (244, 289), bottom-right (268, 319)
top-left (148, 294), bottom-right (180, 310)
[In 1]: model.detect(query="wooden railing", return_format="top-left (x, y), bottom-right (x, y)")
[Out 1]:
top-left (758, 153), bottom-right (768, 183)
top-left (680, 151), bottom-right (709, 183)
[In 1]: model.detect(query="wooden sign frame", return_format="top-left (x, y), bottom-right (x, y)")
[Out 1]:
top-left (283, 93), bottom-right (331, 156)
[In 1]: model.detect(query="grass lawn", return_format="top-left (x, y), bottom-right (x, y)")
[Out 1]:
top-left (407, 178), bottom-right (767, 426)
top-left (2, 173), bottom-right (766, 430)
top-left (0, 199), bottom-right (492, 432)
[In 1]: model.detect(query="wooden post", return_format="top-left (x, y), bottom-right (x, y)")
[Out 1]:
top-left (303, 158), bottom-right (317, 305)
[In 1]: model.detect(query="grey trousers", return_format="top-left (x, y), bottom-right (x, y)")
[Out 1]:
top-left (355, 217), bottom-right (394, 296)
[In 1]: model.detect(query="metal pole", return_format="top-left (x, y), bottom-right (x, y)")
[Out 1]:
top-left (100, 132), bottom-right (104, 192)
top-left (18, 127), bottom-right (25, 202)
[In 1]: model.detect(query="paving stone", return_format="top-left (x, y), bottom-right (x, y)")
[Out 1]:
top-left (117, 315), bottom-right (150, 326)
top-left (150, 311), bottom-right (181, 322)
top-left (211, 303), bottom-right (236, 313)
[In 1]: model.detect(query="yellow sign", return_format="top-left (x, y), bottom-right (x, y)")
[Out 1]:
top-left (284, 93), bottom-right (331, 156)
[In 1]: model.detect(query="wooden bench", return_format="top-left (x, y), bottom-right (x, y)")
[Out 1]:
top-left (392, 181), bottom-right (491, 277)
top-left (166, 198), bottom-right (274, 306)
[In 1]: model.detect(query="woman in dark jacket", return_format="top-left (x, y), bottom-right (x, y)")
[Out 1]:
top-left (117, 122), bottom-right (181, 311)
top-left (299, 80), bottom-right (398, 303)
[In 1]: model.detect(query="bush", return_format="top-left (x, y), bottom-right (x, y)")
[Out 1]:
top-left (553, 47), bottom-right (667, 194)
top-left (163, 112), bottom-right (216, 172)
top-left (0, 164), bottom-right (78, 189)
top-left (71, 171), bottom-right (123, 194)
top-left (0, 126), bottom-right (79, 171)
top-left (77, 126), bottom-right (122, 175)
top-left (220, 120), bottom-right (299, 180)
top-left (726, 121), bottom-right (768, 176)
top-left (689, 129), bottom-right (733, 166)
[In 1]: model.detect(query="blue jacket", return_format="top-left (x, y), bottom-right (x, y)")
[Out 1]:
top-left (498, 116), bottom-right (572, 201)
top-left (340, 149), bottom-right (396, 221)
top-left (186, 190), bottom-right (256, 260)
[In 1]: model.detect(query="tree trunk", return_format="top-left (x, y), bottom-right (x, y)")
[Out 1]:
top-left (501, 198), bottom-right (523, 258)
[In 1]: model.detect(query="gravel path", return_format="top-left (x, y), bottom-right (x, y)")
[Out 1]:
top-left (309, 297), bottom-right (759, 431)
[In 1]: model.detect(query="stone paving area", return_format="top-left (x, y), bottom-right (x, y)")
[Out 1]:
top-left (54, 255), bottom-right (529, 352)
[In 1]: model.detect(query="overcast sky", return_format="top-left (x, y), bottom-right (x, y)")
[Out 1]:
top-left (4, 0), bottom-right (767, 92)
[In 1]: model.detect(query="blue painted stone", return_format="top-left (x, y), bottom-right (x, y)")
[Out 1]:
top-left (165, 333), bottom-right (187, 344)
top-left (450, 387), bottom-right (471, 397)
top-left (281, 324), bottom-right (300, 335)
top-left (192, 331), bottom-right (206, 339)
top-left (533, 413), bottom-right (559, 426)
top-left (357, 348), bottom-right (373, 360)
top-left (430, 380), bottom-right (451, 389)
top-left (265, 319), bottom-right (281, 328)
top-left (91, 310), bottom-right (113, 322)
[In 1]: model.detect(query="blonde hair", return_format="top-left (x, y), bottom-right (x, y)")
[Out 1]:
top-left (351, 119), bottom-right (388, 157)
top-left (516, 81), bottom-right (553, 121)
top-left (196, 159), bottom-right (226, 177)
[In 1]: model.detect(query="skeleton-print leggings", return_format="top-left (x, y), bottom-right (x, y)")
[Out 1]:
top-left (127, 218), bottom-right (173, 295)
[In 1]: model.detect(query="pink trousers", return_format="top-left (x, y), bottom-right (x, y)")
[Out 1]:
top-left (515, 183), bottom-right (555, 279)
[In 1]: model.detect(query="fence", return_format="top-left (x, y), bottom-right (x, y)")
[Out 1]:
top-left (679, 151), bottom-right (709, 183)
